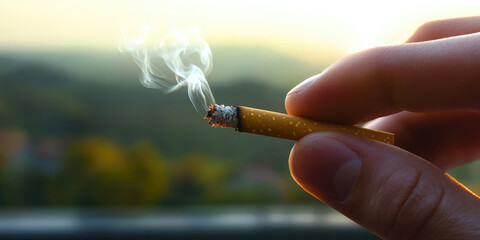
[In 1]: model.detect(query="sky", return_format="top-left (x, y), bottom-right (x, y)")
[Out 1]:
top-left (0, 0), bottom-right (479, 63)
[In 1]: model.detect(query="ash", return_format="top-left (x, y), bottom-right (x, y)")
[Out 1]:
top-left (205, 104), bottom-right (238, 129)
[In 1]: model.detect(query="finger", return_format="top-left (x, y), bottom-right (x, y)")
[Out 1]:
top-left (289, 132), bottom-right (480, 240)
top-left (285, 33), bottom-right (480, 124)
top-left (407, 16), bottom-right (480, 43)
top-left (365, 110), bottom-right (480, 170)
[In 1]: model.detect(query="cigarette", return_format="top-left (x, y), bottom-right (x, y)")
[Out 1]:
top-left (206, 104), bottom-right (394, 144)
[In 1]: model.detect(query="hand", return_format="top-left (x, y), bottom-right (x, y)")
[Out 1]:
top-left (285, 16), bottom-right (480, 239)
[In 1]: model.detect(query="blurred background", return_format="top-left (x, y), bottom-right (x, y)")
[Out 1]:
top-left (0, 0), bottom-right (479, 239)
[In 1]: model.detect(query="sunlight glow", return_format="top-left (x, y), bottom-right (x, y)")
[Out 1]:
top-left (0, 0), bottom-right (479, 63)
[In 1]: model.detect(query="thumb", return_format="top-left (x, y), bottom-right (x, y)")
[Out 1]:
top-left (289, 132), bottom-right (480, 240)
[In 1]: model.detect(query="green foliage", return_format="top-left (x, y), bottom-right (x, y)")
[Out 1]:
top-left (50, 138), bottom-right (131, 206)
top-left (127, 141), bottom-right (168, 205)
top-left (168, 153), bottom-right (231, 204)
top-left (48, 138), bottom-right (168, 206)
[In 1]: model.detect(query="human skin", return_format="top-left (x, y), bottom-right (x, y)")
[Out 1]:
top-left (286, 16), bottom-right (480, 239)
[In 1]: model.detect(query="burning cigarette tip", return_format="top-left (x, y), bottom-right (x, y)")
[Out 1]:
top-left (205, 104), bottom-right (239, 129)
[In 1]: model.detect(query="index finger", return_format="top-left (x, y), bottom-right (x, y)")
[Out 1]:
top-left (285, 33), bottom-right (480, 124)
top-left (407, 16), bottom-right (480, 43)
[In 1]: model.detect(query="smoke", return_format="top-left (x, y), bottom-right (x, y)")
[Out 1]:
top-left (119, 23), bottom-right (215, 112)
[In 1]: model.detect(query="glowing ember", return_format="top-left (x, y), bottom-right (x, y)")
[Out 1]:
top-left (205, 104), bottom-right (238, 129)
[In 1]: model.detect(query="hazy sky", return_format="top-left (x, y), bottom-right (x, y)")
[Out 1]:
top-left (1, 0), bottom-right (479, 63)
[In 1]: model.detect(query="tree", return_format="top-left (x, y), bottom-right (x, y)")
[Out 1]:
top-left (49, 137), bottom-right (169, 206)
top-left (126, 140), bottom-right (168, 205)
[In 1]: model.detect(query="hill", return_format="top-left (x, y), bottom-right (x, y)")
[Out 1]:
top-left (0, 46), bottom-right (328, 89)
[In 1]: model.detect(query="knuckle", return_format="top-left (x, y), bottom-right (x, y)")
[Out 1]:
top-left (377, 170), bottom-right (445, 240)
top-left (359, 45), bottom-right (398, 106)
top-left (355, 46), bottom-right (394, 79)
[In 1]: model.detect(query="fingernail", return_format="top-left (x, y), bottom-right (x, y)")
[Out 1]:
top-left (289, 134), bottom-right (362, 201)
top-left (287, 74), bottom-right (319, 96)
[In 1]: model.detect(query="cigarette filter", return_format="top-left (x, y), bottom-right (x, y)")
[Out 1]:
top-left (206, 104), bottom-right (394, 144)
